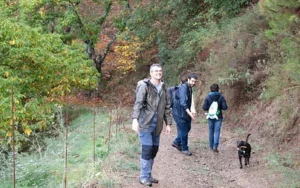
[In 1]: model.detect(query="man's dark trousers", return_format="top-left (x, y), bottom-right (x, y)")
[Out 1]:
top-left (172, 114), bottom-right (191, 151)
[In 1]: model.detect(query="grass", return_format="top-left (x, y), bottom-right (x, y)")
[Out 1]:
top-left (233, 127), bottom-right (247, 135)
top-left (265, 152), bottom-right (300, 188)
top-left (250, 142), bottom-right (263, 152)
top-left (0, 107), bottom-right (140, 188)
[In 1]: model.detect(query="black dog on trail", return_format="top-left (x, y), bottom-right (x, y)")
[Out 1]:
top-left (237, 134), bottom-right (251, 169)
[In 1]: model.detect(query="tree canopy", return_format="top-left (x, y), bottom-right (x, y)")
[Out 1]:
top-left (0, 3), bottom-right (99, 138)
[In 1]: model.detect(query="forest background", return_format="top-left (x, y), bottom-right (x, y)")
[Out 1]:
top-left (0, 0), bottom-right (299, 187)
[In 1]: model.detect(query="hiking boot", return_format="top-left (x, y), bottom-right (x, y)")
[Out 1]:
top-left (171, 143), bottom-right (182, 151)
top-left (182, 150), bottom-right (192, 156)
top-left (213, 149), bottom-right (219, 153)
top-left (150, 177), bottom-right (159, 183)
top-left (139, 179), bottom-right (152, 187)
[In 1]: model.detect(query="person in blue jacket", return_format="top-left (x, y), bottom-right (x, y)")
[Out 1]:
top-left (171, 73), bottom-right (197, 156)
top-left (202, 83), bottom-right (228, 153)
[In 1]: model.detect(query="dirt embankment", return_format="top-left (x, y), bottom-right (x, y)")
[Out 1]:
top-left (121, 121), bottom-right (282, 188)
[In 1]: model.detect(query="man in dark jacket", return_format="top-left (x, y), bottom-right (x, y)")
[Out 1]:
top-left (132, 64), bottom-right (172, 186)
top-left (171, 73), bottom-right (197, 156)
top-left (202, 83), bottom-right (228, 153)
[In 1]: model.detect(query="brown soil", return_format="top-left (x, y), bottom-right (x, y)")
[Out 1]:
top-left (120, 121), bottom-right (282, 188)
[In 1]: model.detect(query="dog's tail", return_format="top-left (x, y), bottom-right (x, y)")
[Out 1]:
top-left (245, 134), bottom-right (251, 143)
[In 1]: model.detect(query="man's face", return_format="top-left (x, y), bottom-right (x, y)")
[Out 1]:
top-left (188, 78), bottom-right (197, 87)
top-left (150, 67), bottom-right (163, 80)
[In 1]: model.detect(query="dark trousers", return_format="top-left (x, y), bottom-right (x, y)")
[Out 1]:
top-left (173, 115), bottom-right (191, 151)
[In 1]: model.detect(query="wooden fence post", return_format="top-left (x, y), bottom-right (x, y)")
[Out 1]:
top-left (64, 105), bottom-right (69, 188)
top-left (93, 106), bottom-right (96, 163)
top-left (11, 86), bottom-right (16, 188)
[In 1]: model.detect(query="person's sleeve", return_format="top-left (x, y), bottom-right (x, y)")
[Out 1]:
top-left (221, 96), bottom-right (228, 110)
top-left (191, 93), bottom-right (196, 113)
top-left (132, 82), bottom-right (147, 119)
top-left (202, 96), bottom-right (209, 111)
top-left (179, 85), bottom-right (189, 110)
top-left (164, 88), bottom-right (172, 125)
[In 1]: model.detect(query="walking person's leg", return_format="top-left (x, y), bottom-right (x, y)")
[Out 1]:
top-left (172, 115), bottom-right (182, 151)
top-left (139, 130), bottom-right (153, 185)
top-left (149, 131), bottom-right (160, 183)
top-left (173, 124), bottom-right (181, 146)
top-left (180, 119), bottom-right (192, 155)
top-left (139, 115), bottom-right (157, 186)
top-left (208, 119), bottom-right (215, 150)
top-left (186, 119), bottom-right (191, 148)
top-left (187, 119), bottom-right (191, 133)
top-left (213, 119), bottom-right (222, 152)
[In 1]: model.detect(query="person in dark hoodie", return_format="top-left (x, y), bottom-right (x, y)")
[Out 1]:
top-left (202, 83), bottom-right (228, 153)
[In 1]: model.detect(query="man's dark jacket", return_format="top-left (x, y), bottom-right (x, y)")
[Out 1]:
top-left (172, 82), bottom-right (192, 120)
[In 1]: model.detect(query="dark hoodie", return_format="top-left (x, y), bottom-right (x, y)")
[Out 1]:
top-left (202, 92), bottom-right (228, 120)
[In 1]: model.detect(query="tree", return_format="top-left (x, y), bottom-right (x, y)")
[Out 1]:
top-left (5, 0), bottom-right (134, 83)
top-left (0, 7), bottom-right (99, 138)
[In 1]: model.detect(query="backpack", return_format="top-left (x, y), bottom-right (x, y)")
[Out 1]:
top-left (206, 95), bottom-right (222, 120)
top-left (167, 85), bottom-right (179, 108)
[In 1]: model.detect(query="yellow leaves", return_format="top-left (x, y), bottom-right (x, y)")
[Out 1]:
top-left (39, 7), bottom-right (45, 18)
top-left (6, 129), bottom-right (31, 137)
top-left (6, 132), bottom-right (12, 137)
top-left (9, 40), bottom-right (15, 45)
top-left (15, 99), bottom-right (19, 104)
top-left (7, 128), bottom-right (32, 136)
top-left (9, 40), bottom-right (22, 47)
top-left (4, 71), bottom-right (10, 77)
top-left (114, 39), bottom-right (142, 73)
top-left (24, 128), bottom-right (32, 135)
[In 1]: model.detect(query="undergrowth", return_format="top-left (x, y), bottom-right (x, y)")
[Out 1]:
top-left (0, 107), bottom-right (139, 187)
top-left (265, 151), bottom-right (300, 188)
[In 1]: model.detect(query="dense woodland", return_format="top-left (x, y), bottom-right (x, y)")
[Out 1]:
top-left (0, 0), bottom-right (299, 187)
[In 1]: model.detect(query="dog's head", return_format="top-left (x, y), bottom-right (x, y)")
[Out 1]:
top-left (236, 141), bottom-right (248, 153)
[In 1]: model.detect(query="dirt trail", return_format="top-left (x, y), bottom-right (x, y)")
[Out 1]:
top-left (121, 122), bottom-right (280, 188)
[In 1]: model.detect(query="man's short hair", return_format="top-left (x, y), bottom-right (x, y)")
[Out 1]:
top-left (210, 83), bottom-right (219, 92)
top-left (188, 73), bottom-right (198, 80)
top-left (150, 64), bottom-right (162, 72)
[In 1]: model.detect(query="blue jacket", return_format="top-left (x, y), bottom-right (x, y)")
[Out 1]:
top-left (172, 82), bottom-right (192, 120)
top-left (202, 92), bottom-right (228, 120)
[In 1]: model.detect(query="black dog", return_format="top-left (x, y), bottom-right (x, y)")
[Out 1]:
top-left (237, 134), bottom-right (251, 169)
